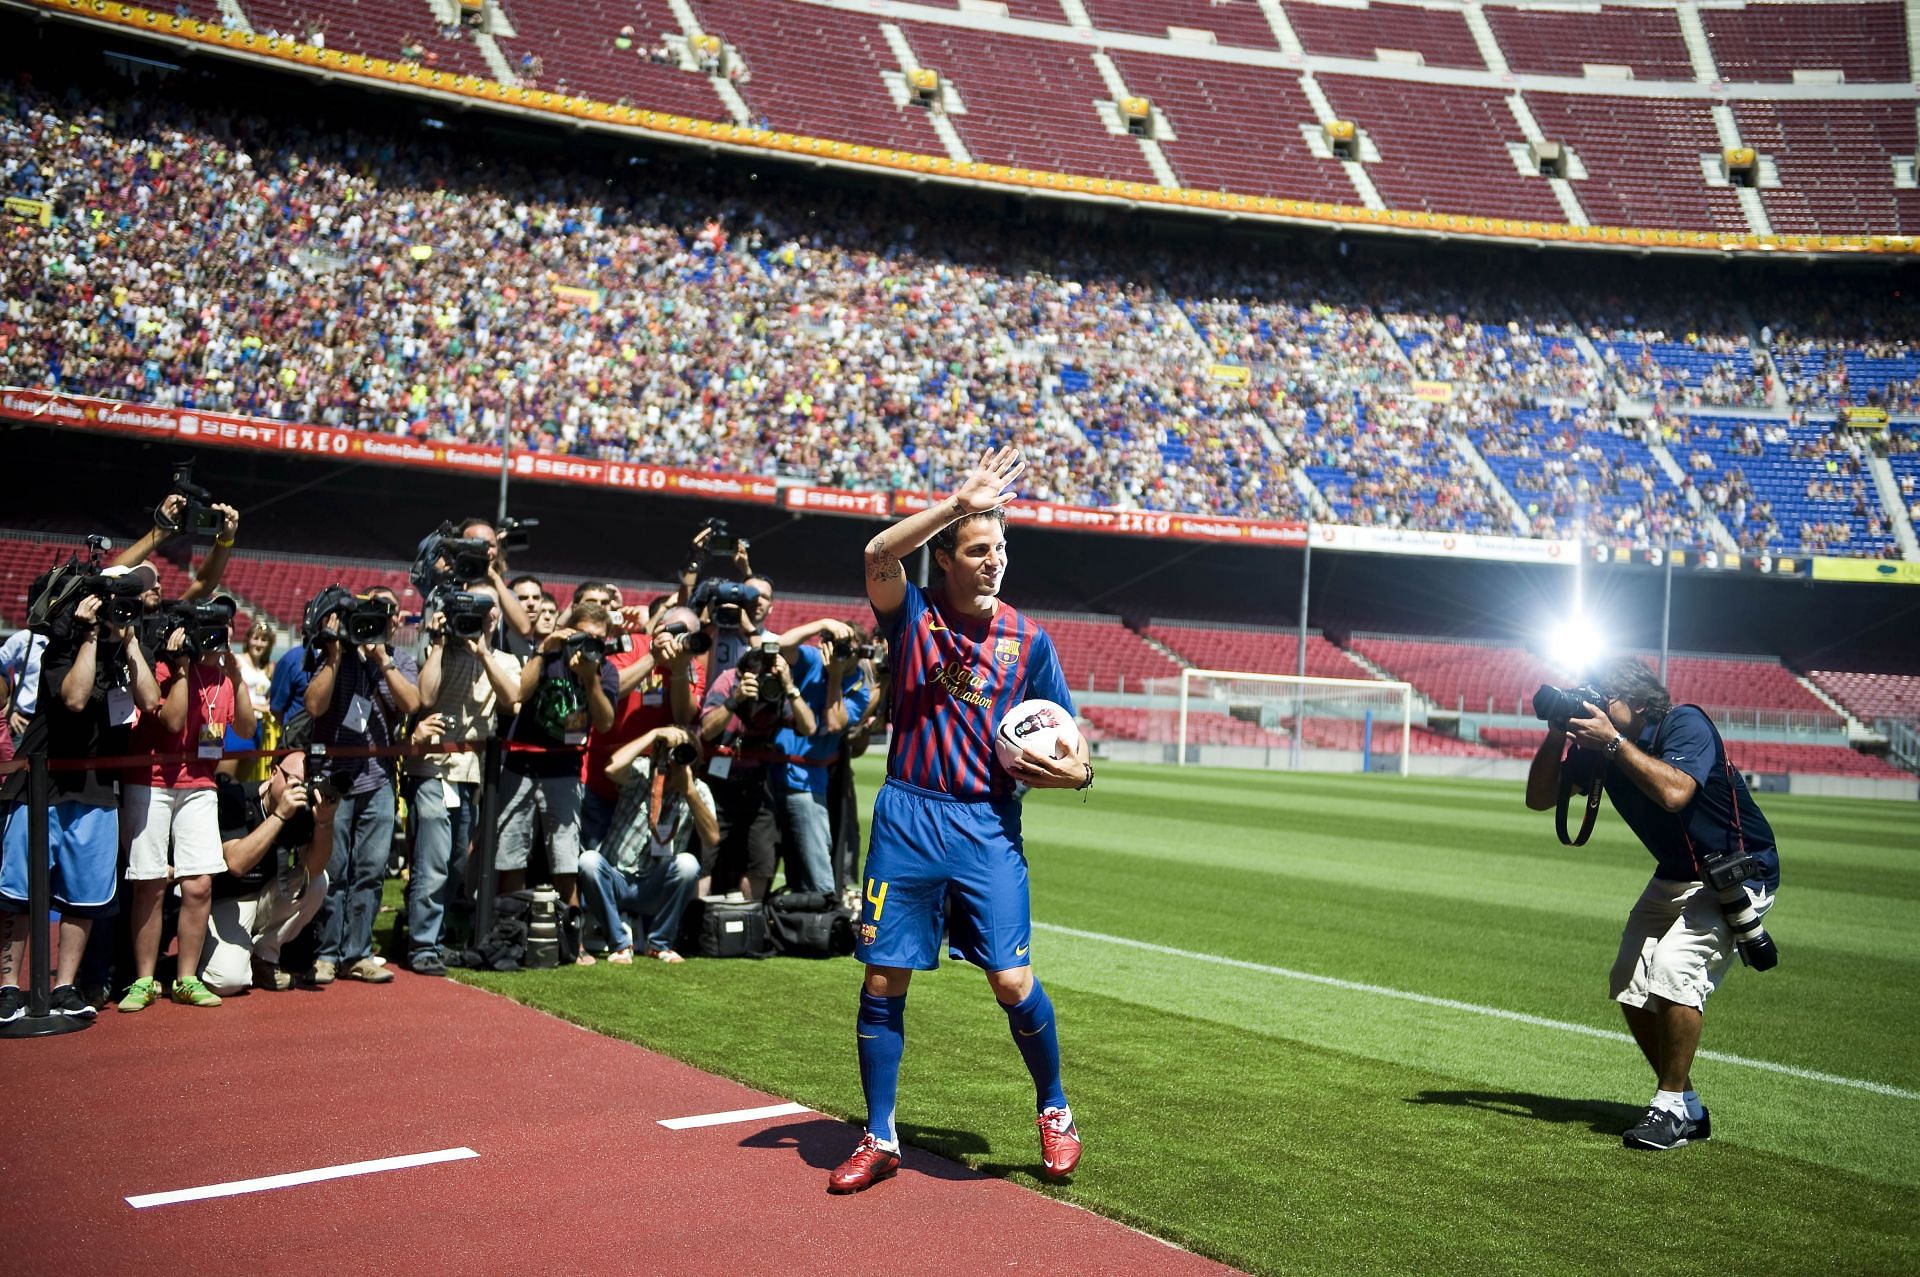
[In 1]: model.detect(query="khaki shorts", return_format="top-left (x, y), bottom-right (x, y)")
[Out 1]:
top-left (1610, 875), bottom-right (1771, 1011)
top-left (122, 785), bottom-right (226, 880)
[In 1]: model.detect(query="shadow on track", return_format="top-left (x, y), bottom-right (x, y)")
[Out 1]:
top-left (742, 1119), bottom-right (989, 1182)
top-left (1405, 1090), bottom-right (1643, 1135)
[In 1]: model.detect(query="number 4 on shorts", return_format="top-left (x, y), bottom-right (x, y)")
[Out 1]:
top-left (865, 878), bottom-right (888, 921)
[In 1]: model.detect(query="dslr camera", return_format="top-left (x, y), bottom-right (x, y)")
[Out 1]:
top-left (1698, 847), bottom-right (1780, 970)
top-left (302, 743), bottom-right (350, 805)
top-left (655, 617), bottom-right (713, 657)
top-left (160, 459), bottom-right (223, 537)
top-left (692, 578), bottom-right (759, 630)
top-left (825, 635), bottom-right (877, 666)
top-left (657, 737), bottom-right (701, 769)
top-left (563, 631), bottom-right (606, 665)
top-left (434, 589), bottom-right (492, 641)
top-left (1532, 683), bottom-right (1607, 730)
top-left (736, 636), bottom-right (786, 704)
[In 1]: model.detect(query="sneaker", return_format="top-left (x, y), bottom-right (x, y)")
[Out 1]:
top-left (252, 959), bottom-right (294, 991)
top-left (345, 957), bottom-right (394, 984)
top-left (646, 947), bottom-right (685, 965)
top-left (410, 950), bottom-right (448, 977)
top-left (1623, 1105), bottom-right (1693, 1151)
top-left (1038, 1107), bottom-right (1081, 1179)
top-left (118, 976), bottom-right (162, 1013)
top-left (50, 984), bottom-right (97, 1019)
top-left (170, 975), bottom-right (223, 1008)
top-left (827, 1133), bottom-right (901, 1195)
top-left (312, 960), bottom-right (338, 985)
top-left (1690, 1107), bottom-right (1711, 1142)
top-left (0, 985), bottom-right (23, 1023)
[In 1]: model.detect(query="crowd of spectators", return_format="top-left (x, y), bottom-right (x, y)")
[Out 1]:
top-left (0, 491), bottom-right (891, 1020)
top-left (2, 69), bottom-right (1918, 553)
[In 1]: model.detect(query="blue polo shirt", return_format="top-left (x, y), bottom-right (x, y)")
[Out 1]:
top-left (775, 643), bottom-right (871, 798)
top-left (269, 646), bottom-right (312, 719)
top-left (1596, 705), bottom-right (1780, 888)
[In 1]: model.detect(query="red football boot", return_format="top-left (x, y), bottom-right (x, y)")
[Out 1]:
top-left (1037, 1107), bottom-right (1081, 1179)
top-left (828, 1133), bottom-right (901, 1194)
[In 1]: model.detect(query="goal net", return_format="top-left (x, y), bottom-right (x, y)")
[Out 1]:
top-left (1133, 669), bottom-right (1415, 775)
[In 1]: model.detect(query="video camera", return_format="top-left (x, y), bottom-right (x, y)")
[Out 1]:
top-left (302, 585), bottom-right (396, 650)
top-left (166, 596), bottom-right (237, 659)
top-left (499, 515), bottom-right (537, 555)
top-left (24, 536), bottom-right (137, 633)
top-left (700, 516), bottom-right (738, 559)
top-left (692, 578), bottom-right (759, 629)
top-left (563, 631), bottom-right (606, 665)
top-left (159, 459), bottom-right (223, 537)
top-left (433, 589), bottom-right (493, 641)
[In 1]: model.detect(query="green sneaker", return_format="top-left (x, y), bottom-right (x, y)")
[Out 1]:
top-left (169, 975), bottom-right (223, 1008)
top-left (117, 976), bottom-right (162, 1013)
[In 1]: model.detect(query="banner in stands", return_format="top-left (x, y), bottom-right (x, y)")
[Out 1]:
top-left (890, 492), bottom-right (1307, 547)
top-left (783, 485), bottom-right (890, 518)
top-left (1411, 380), bottom-right (1455, 404)
top-left (1841, 406), bottom-right (1889, 431)
top-left (1811, 557), bottom-right (1920, 585)
top-left (0, 388), bottom-right (779, 504)
top-left (1310, 522), bottom-right (1578, 564)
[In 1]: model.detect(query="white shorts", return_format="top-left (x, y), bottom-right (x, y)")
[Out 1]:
top-left (123, 785), bottom-right (227, 880)
top-left (1609, 875), bottom-right (1770, 1011)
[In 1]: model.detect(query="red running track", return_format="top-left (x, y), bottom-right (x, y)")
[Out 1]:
top-left (3, 974), bottom-right (1242, 1276)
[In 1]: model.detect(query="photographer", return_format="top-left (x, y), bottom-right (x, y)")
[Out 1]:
top-left (1526, 657), bottom-right (1781, 1152)
top-left (199, 749), bottom-right (337, 994)
top-left (305, 585), bottom-right (421, 985)
top-left (120, 596), bottom-right (257, 1012)
top-left (416, 517), bottom-right (536, 654)
top-left (580, 598), bottom-right (704, 852)
top-left (698, 637), bottom-right (814, 901)
top-left (497, 601), bottom-right (619, 911)
top-left (405, 587), bottom-right (521, 975)
top-left (0, 571), bottom-right (162, 1021)
top-left (771, 619), bottom-right (872, 895)
top-left (576, 725), bottom-right (715, 965)
top-left (112, 490), bottom-right (242, 602)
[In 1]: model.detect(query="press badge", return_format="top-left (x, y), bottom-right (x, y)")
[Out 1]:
top-left (563, 730), bottom-right (587, 746)
top-left (198, 723), bottom-right (225, 760)
top-left (707, 754), bottom-right (733, 781)
top-left (106, 685), bottom-right (136, 726)
top-left (445, 786), bottom-right (461, 809)
top-left (343, 693), bottom-right (373, 735)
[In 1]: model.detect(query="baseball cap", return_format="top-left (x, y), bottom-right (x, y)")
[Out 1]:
top-left (101, 563), bottom-right (160, 591)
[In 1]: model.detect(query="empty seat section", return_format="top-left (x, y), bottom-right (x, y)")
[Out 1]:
top-left (1081, 705), bottom-right (1295, 748)
top-left (910, 0), bottom-right (1069, 21)
top-left (1083, 0), bottom-right (1279, 49)
top-left (497, 0), bottom-right (726, 116)
top-left (1146, 623), bottom-right (1371, 679)
top-left (1725, 740), bottom-right (1909, 778)
top-left (1657, 653), bottom-right (1834, 717)
top-left (1283, 0), bottom-right (1484, 68)
top-left (900, 22), bottom-right (1159, 180)
top-left (1809, 670), bottom-right (1920, 726)
top-left (1107, 52), bottom-right (1356, 202)
top-left (1483, 5), bottom-right (1694, 80)
top-left (241, 0), bottom-right (497, 80)
top-left (691, 0), bottom-right (948, 151)
top-left (1703, 1), bottom-right (1908, 82)
top-left (1523, 94), bottom-right (1747, 233)
top-left (1352, 635), bottom-right (1564, 714)
top-left (1316, 77), bottom-right (1563, 220)
top-left (1030, 615), bottom-right (1187, 693)
top-left (1734, 100), bottom-right (1920, 235)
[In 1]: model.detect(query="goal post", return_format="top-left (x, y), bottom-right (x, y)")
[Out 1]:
top-left (1152, 668), bottom-right (1415, 776)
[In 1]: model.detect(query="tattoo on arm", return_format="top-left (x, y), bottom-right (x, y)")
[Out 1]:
top-left (866, 550), bottom-right (903, 583)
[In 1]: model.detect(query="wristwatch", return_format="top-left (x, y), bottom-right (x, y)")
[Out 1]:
top-left (1605, 735), bottom-right (1625, 759)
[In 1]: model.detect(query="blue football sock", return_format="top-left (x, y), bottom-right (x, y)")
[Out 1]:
top-left (857, 991), bottom-right (907, 1145)
top-left (1002, 978), bottom-right (1067, 1113)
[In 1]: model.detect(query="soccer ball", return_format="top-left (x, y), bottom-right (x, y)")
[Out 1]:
top-left (994, 699), bottom-right (1082, 772)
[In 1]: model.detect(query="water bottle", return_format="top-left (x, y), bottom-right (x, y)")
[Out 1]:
top-left (526, 888), bottom-right (560, 969)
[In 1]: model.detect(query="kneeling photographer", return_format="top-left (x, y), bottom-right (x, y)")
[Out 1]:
top-left (200, 749), bottom-right (338, 994)
top-left (1525, 657), bottom-right (1780, 1152)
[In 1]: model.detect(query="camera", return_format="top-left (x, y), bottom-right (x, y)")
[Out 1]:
top-left (302, 586), bottom-right (394, 649)
top-left (499, 515), bottom-right (537, 554)
top-left (700, 516), bottom-right (738, 558)
top-left (825, 636), bottom-right (876, 665)
top-left (660, 739), bottom-right (700, 768)
top-left (303, 743), bottom-right (348, 804)
top-left (563, 631), bottom-right (606, 665)
top-left (737, 637), bottom-right (786, 704)
top-left (436, 589), bottom-right (492, 640)
top-left (161, 459), bottom-right (223, 537)
top-left (1533, 683), bottom-right (1607, 730)
top-left (1698, 848), bottom-right (1780, 970)
top-left (655, 619), bottom-right (713, 656)
top-left (168, 596), bottom-right (237, 659)
top-left (692, 578), bottom-right (759, 629)
top-left (439, 537), bottom-right (493, 585)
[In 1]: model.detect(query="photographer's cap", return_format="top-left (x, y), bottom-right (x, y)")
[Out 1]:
top-left (101, 564), bottom-right (160, 591)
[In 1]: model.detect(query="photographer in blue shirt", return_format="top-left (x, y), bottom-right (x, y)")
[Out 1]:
top-left (774, 619), bottom-right (871, 896)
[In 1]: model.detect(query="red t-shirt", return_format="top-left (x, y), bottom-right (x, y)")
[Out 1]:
top-left (139, 660), bottom-right (236, 790)
top-left (583, 635), bottom-right (708, 801)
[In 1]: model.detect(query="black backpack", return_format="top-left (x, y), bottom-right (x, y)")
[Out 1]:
top-left (691, 897), bottom-right (773, 958)
top-left (765, 889), bottom-right (856, 959)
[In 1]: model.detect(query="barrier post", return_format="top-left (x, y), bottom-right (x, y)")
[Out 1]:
top-left (1, 748), bottom-right (90, 1038)
top-left (471, 736), bottom-right (503, 943)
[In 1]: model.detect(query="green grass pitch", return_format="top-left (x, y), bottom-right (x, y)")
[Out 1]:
top-left (456, 760), bottom-right (1920, 1276)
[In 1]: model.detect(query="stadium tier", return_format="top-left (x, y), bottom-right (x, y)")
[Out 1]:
top-left (1685, 417), bottom-right (1898, 556)
top-left (1145, 624), bottom-right (1371, 681)
top-left (1809, 670), bottom-right (1920, 727)
top-left (1082, 0), bottom-right (1281, 50)
top-left (1482, 5), bottom-right (1694, 80)
top-left (1284, 1), bottom-right (1483, 69)
top-left (1520, 95), bottom-right (1748, 237)
top-left (1653, 653), bottom-right (1835, 718)
top-left (1700, 0), bottom-right (1909, 82)
top-left (1350, 635), bottom-right (1564, 716)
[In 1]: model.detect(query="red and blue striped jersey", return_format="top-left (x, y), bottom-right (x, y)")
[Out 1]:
top-left (876, 581), bottom-right (1073, 801)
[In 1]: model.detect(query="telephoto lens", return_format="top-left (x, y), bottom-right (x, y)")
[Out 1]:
top-left (1703, 853), bottom-right (1779, 970)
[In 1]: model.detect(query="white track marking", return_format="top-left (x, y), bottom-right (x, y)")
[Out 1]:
top-left (658, 1100), bottom-right (812, 1130)
top-left (127, 1147), bottom-right (477, 1209)
top-left (1035, 922), bottom-right (1920, 1101)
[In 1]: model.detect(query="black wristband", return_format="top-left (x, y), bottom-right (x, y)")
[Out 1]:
top-left (1076, 759), bottom-right (1095, 791)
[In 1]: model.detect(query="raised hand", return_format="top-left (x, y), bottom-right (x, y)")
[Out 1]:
top-left (953, 447), bottom-right (1025, 515)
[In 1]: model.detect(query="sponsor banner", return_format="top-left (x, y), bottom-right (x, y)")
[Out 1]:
top-left (1411, 379), bottom-right (1454, 404)
top-left (1841, 405), bottom-right (1889, 432)
top-left (891, 492), bottom-right (1306, 547)
top-left (784, 485), bottom-right (890, 518)
top-left (1811, 557), bottom-right (1920, 585)
top-left (0, 388), bottom-right (778, 504)
top-left (1311, 522), bottom-right (1577, 564)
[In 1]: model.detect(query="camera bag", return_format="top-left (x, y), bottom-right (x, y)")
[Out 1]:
top-left (765, 889), bottom-right (856, 959)
top-left (693, 897), bottom-right (771, 959)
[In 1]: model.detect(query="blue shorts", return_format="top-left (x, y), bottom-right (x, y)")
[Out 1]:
top-left (857, 779), bottom-right (1031, 973)
top-left (0, 800), bottom-right (121, 917)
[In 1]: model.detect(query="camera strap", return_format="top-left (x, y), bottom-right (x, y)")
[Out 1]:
top-left (1554, 748), bottom-right (1604, 847)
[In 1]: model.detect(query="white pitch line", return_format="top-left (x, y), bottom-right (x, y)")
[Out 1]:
top-left (658, 1100), bottom-right (812, 1130)
top-left (1035, 922), bottom-right (1920, 1101)
top-left (126, 1147), bottom-right (477, 1209)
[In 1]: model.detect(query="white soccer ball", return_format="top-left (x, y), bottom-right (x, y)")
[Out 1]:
top-left (994, 699), bottom-right (1082, 772)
